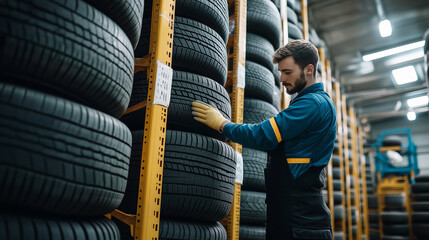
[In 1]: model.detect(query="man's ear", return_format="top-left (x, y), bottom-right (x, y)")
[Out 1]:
top-left (305, 64), bottom-right (314, 76)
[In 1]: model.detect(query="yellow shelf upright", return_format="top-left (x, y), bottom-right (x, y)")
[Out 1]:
top-left (333, 83), bottom-right (346, 238)
top-left (342, 96), bottom-right (353, 240)
top-left (223, 0), bottom-right (246, 239)
top-left (120, 0), bottom-right (175, 239)
top-left (301, 0), bottom-right (309, 40)
top-left (359, 126), bottom-right (370, 240)
top-left (350, 108), bottom-right (362, 240)
top-left (280, 0), bottom-right (291, 110)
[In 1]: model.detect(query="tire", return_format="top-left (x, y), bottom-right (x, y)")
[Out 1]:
top-left (334, 191), bottom-right (343, 204)
top-left (385, 194), bottom-right (405, 206)
top-left (120, 71), bottom-right (231, 141)
top-left (413, 224), bottom-right (429, 237)
top-left (272, 85), bottom-right (281, 111)
top-left (119, 130), bottom-right (237, 222)
top-left (288, 22), bottom-right (304, 39)
top-left (415, 174), bottom-right (429, 182)
top-left (84, 0), bottom-right (144, 49)
top-left (382, 136), bottom-right (401, 146)
top-left (412, 202), bottom-right (429, 211)
top-left (246, 33), bottom-right (275, 72)
top-left (370, 231), bottom-right (380, 240)
top-left (335, 231), bottom-right (344, 240)
top-left (332, 154), bottom-right (341, 167)
top-left (240, 190), bottom-right (267, 224)
top-left (381, 212), bottom-right (408, 224)
top-left (175, 0), bottom-right (229, 43)
top-left (0, 83), bottom-right (131, 216)
top-left (334, 205), bottom-right (344, 221)
top-left (242, 148), bottom-right (267, 192)
top-left (333, 179), bottom-right (342, 191)
top-left (412, 182), bottom-right (429, 193)
top-left (116, 219), bottom-right (227, 240)
top-left (244, 99), bottom-right (278, 124)
top-left (412, 193), bottom-right (429, 201)
top-left (136, 17), bottom-right (227, 85)
top-left (369, 212), bottom-right (379, 223)
top-left (239, 225), bottom-right (266, 240)
top-left (333, 167), bottom-right (341, 179)
top-left (382, 237), bottom-right (410, 240)
top-left (245, 61), bottom-right (275, 104)
top-left (273, 64), bottom-right (281, 87)
top-left (382, 224), bottom-right (409, 236)
top-left (368, 195), bottom-right (379, 209)
top-left (271, 0), bottom-right (281, 12)
top-left (0, 213), bottom-right (120, 240)
top-left (412, 212), bottom-right (429, 223)
top-left (287, 7), bottom-right (298, 25)
top-left (247, 0), bottom-right (282, 49)
top-left (0, 0), bottom-right (134, 118)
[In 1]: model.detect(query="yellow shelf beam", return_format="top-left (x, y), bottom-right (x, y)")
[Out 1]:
top-left (301, 0), bottom-right (309, 40)
top-left (223, 0), bottom-right (246, 239)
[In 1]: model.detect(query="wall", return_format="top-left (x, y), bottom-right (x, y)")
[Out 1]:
top-left (370, 112), bottom-right (429, 175)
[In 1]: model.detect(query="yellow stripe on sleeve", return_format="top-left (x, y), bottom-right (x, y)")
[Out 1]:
top-left (269, 117), bottom-right (282, 143)
top-left (287, 158), bottom-right (310, 164)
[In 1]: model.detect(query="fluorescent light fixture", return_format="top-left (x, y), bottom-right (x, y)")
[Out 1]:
top-left (392, 65), bottom-right (418, 85)
top-left (379, 19), bottom-right (392, 37)
top-left (407, 111), bottom-right (416, 121)
top-left (407, 95), bottom-right (429, 108)
top-left (385, 50), bottom-right (424, 66)
top-left (363, 40), bottom-right (425, 61)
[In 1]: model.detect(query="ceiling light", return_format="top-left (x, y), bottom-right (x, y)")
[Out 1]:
top-left (362, 40), bottom-right (425, 61)
top-left (379, 19), bottom-right (392, 38)
top-left (407, 111), bottom-right (416, 121)
top-left (385, 50), bottom-right (424, 66)
top-left (392, 66), bottom-right (418, 85)
top-left (407, 95), bottom-right (429, 108)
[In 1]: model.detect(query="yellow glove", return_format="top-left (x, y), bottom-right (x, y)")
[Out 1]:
top-left (192, 101), bottom-right (229, 132)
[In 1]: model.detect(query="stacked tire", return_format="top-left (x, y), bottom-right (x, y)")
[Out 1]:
top-left (0, 0), bottom-right (141, 238)
top-left (380, 194), bottom-right (411, 240)
top-left (237, 1), bottom-right (282, 239)
top-left (117, 1), bottom-right (237, 239)
top-left (368, 195), bottom-right (380, 240)
top-left (411, 174), bottom-right (429, 239)
top-left (331, 152), bottom-right (346, 240)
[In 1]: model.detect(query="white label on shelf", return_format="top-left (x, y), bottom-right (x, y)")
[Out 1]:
top-left (237, 63), bottom-right (245, 89)
top-left (235, 151), bottom-right (244, 184)
top-left (153, 61), bottom-right (173, 107)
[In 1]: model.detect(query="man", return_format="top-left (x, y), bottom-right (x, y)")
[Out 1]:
top-left (192, 39), bottom-right (336, 239)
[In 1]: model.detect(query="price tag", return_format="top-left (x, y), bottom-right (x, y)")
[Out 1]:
top-left (235, 151), bottom-right (243, 184)
top-left (237, 63), bottom-right (245, 89)
top-left (153, 61), bottom-right (173, 107)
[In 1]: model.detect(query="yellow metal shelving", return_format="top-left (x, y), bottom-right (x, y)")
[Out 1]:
top-left (359, 126), bottom-right (370, 240)
top-left (342, 96), bottom-right (353, 240)
top-left (350, 108), bottom-right (362, 240)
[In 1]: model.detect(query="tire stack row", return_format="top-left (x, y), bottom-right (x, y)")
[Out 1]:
top-left (332, 150), bottom-right (345, 240)
top-left (368, 195), bottom-right (381, 240)
top-left (238, 0), bottom-right (281, 239)
top-left (118, 0), bottom-right (238, 239)
top-left (0, 0), bottom-right (144, 239)
top-left (380, 194), bottom-right (411, 240)
top-left (411, 174), bottom-right (429, 239)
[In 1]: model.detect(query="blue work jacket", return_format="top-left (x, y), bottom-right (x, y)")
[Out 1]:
top-left (223, 82), bottom-right (337, 179)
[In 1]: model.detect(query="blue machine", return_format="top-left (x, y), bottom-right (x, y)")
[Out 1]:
top-left (373, 128), bottom-right (419, 184)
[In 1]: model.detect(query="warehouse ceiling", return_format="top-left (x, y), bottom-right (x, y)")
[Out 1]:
top-left (307, 0), bottom-right (429, 122)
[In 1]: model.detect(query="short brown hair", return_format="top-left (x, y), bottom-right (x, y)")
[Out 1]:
top-left (272, 40), bottom-right (319, 77)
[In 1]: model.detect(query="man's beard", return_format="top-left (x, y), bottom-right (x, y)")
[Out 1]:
top-left (286, 71), bottom-right (307, 95)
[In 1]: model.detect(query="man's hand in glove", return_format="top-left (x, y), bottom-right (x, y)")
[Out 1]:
top-left (191, 101), bottom-right (230, 133)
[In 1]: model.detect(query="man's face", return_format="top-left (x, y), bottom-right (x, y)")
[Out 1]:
top-left (278, 56), bottom-right (308, 95)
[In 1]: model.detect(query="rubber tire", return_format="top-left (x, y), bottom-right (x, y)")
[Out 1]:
top-left (247, 0), bottom-right (282, 49)
top-left (120, 71), bottom-right (231, 141)
top-left (240, 190), bottom-right (267, 225)
top-left (272, 85), bottom-right (282, 111)
top-left (242, 148), bottom-right (267, 192)
top-left (0, 213), bottom-right (120, 240)
top-left (271, 0), bottom-right (281, 12)
top-left (333, 179), bottom-right (342, 191)
top-left (244, 98), bottom-right (278, 124)
top-left (119, 130), bottom-right (236, 222)
top-left (0, 0), bottom-right (134, 118)
top-left (368, 195), bottom-right (379, 209)
top-left (332, 154), bottom-right (341, 167)
top-left (412, 212), bottom-right (429, 223)
top-left (175, 0), bottom-right (229, 43)
top-left (335, 231), bottom-right (344, 240)
top-left (288, 22), bottom-right (303, 39)
top-left (382, 237), bottom-right (410, 240)
top-left (412, 193), bottom-right (429, 201)
top-left (381, 212), bottom-right (408, 224)
top-left (334, 205), bottom-right (344, 221)
top-left (412, 182), bottom-right (429, 193)
top-left (239, 225), bottom-right (266, 240)
top-left (385, 194), bottom-right (405, 206)
top-left (116, 219), bottom-right (227, 240)
top-left (245, 61), bottom-right (275, 104)
top-left (136, 16), bottom-right (227, 85)
top-left (412, 202), bottom-right (429, 211)
top-left (369, 212), bottom-right (379, 223)
top-left (382, 224), bottom-right (409, 236)
top-left (0, 83), bottom-right (131, 216)
top-left (84, 0), bottom-right (144, 49)
top-left (415, 174), bottom-right (429, 182)
top-left (287, 7), bottom-right (298, 24)
top-left (382, 136), bottom-right (402, 146)
top-left (413, 224), bottom-right (429, 237)
top-left (370, 231), bottom-right (380, 240)
top-left (333, 167), bottom-right (341, 179)
top-left (246, 33), bottom-right (275, 72)
top-left (334, 191), bottom-right (343, 204)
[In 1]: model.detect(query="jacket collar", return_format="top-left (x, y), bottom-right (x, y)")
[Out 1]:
top-left (296, 83), bottom-right (324, 98)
